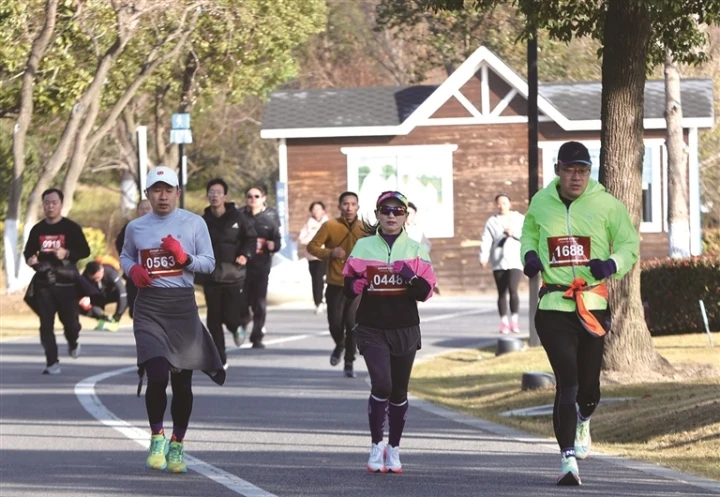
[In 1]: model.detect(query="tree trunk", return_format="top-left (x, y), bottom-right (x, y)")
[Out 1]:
top-left (4, 0), bottom-right (59, 291)
top-left (664, 50), bottom-right (690, 258)
top-left (599, 0), bottom-right (667, 373)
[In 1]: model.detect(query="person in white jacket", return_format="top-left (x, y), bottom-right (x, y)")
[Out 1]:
top-left (298, 201), bottom-right (329, 314)
top-left (479, 193), bottom-right (525, 333)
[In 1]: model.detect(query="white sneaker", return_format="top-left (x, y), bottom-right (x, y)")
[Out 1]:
top-left (367, 441), bottom-right (386, 473)
top-left (222, 362), bottom-right (229, 371)
top-left (69, 343), bottom-right (81, 359)
top-left (42, 362), bottom-right (61, 375)
top-left (314, 305), bottom-right (322, 315)
top-left (385, 444), bottom-right (402, 473)
top-left (575, 417), bottom-right (591, 459)
top-left (557, 454), bottom-right (581, 486)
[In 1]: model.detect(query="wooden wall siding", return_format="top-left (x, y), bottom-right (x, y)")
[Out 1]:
top-left (286, 121), bottom-right (674, 292)
top-left (487, 70), bottom-right (520, 114)
top-left (429, 95), bottom-right (476, 119)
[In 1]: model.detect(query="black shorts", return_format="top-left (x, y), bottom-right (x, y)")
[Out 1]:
top-left (356, 324), bottom-right (422, 356)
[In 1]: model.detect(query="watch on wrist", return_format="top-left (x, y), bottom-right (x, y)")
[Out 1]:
top-left (182, 255), bottom-right (193, 267)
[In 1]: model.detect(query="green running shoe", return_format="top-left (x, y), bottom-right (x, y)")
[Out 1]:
top-left (575, 417), bottom-right (591, 459)
top-left (145, 434), bottom-right (169, 470)
top-left (166, 440), bottom-right (187, 473)
top-left (557, 455), bottom-right (581, 486)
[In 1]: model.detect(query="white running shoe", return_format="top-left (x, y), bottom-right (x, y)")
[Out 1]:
top-left (42, 362), bottom-right (61, 375)
top-left (557, 454), bottom-right (581, 486)
top-left (69, 343), bottom-right (81, 359)
top-left (575, 417), bottom-right (591, 459)
top-left (385, 444), bottom-right (402, 473)
top-left (367, 441), bottom-right (386, 473)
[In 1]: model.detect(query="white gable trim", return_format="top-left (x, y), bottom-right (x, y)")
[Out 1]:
top-left (419, 115), bottom-right (554, 126)
top-left (400, 46), bottom-right (572, 132)
top-left (452, 90), bottom-right (483, 118)
top-left (491, 89), bottom-right (518, 117)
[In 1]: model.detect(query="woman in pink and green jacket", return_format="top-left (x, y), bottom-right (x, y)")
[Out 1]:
top-left (342, 191), bottom-right (436, 474)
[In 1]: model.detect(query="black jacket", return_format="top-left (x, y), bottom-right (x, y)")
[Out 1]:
top-left (23, 217), bottom-right (90, 285)
top-left (197, 203), bottom-right (257, 286)
top-left (82, 264), bottom-right (128, 319)
top-left (241, 205), bottom-right (281, 269)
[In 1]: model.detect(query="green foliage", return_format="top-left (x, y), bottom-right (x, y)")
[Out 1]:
top-left (419, 0), bottom-right (720, 72)
top-left (375, 0), bottom-right (602, 82)
top-left (703, 228), bottom-right (720, 254)
top-left (641, 255), bottom-right (720, 335)
top-left (80, 227), bottom-right (108, 271)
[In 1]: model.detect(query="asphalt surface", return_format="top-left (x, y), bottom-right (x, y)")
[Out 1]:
top-left (1, 295), bottom-right (718, 497)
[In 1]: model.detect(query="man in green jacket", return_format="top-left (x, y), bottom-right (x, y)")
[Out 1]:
top-left (520, 141), bottom-right (639, 486)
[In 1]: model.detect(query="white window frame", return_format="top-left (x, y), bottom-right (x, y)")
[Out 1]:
top-left (538, 139), bottom-right (664, 233)
top-left (341, 144), bottom-right (457, 238)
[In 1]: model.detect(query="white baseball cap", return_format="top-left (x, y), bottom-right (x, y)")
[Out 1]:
top-left (146, 166), bottom-right (179, 189)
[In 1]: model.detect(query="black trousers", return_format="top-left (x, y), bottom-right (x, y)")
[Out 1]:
top-left (203, 284), bottom-right (244, 364)
top-left (144, 357), bottom-right (193, 430)
top-left (535, 309), bottom-right (608, 451)
top-left (325, 284), bottom-right (360, 363)
top-left (308, 260), bottom-right (326, 307)
top-left (492, 269), bottom-right (522, 316)
top-left (242, 265), bottom-right (271, 344)
top-left (361, 343), bottom-right (417, 404)
top-left (34, 284), bottom-right (81, 366)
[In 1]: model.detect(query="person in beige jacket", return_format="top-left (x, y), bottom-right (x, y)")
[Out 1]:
top-left (298, 201), bottom-right (329, 315)
top-left (307, 191), bottom-right (368, 377)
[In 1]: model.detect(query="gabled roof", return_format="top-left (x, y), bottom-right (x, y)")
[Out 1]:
top-left (261, 46), bottom-right (714, 139)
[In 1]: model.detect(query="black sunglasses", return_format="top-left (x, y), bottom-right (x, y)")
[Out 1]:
top-left (378, 205), bottom-right (407, 216)
top-left (247, 194), bottom-right (262, 199)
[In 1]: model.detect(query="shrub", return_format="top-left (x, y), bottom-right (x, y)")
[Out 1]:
top-left (80, 227), bottom-right (109, 272)
top-left (703, 228), bottom-right (720, 255)
top-left (641, 255), bottom-right (720, 336)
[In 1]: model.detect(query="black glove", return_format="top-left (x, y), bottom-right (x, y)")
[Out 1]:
top-left (587, 258), bottom-right (617, 280)
top-left (523, 251), bottom-right (544, 278)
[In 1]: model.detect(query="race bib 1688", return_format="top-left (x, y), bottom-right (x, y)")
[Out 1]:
top-left (547, 236), bottom-right (591, 267)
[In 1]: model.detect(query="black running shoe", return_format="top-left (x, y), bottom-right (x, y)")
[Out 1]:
top-left (330, 346), bottom-right (343, 366)
top-left (344, 363), bottom-right (356, 378)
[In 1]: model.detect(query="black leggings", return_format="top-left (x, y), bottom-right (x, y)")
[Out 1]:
top-left (308, 260), bottom-right (326, 307)
top-left (144, 357), bottom-right (194, 430)
top-left (362, 346), bottom-right (416, 405)
top-left (535, 309), bottom-right (607, 451)
top-left (492, 269), bottom-right (522, 316)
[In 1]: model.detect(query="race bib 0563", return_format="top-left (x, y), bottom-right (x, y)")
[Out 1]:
top-left (366, 265), bottom-right (408, 296)
top-left (140, 248), bottom-right (183, 278)
top-left (547, 236), bottom-right (591, 267)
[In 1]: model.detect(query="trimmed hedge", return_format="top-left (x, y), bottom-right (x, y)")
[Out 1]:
top-left (641, 255), bottom-right (720, 336)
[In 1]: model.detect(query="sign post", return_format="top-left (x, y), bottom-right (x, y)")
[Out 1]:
top-left (170, 113), bottom-right (192, 209)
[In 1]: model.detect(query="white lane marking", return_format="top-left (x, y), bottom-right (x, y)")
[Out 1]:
top-left (73, 332), bottom-right (330, 497)
top-left (72, 309), bottom-right (490, 495)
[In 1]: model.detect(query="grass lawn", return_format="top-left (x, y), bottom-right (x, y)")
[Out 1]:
top-left (410, 332), bottom-right (720, 481)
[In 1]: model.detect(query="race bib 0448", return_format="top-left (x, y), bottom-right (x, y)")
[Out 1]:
top-left (547, 236), bottom-right (591, 267)
top-left (366, 265), bottom-right (408, 296)
top-left (140, 248), bottom-right (183, 278)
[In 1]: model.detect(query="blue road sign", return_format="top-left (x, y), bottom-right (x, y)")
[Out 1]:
top-left (171, 113), bottom-right (191, 130)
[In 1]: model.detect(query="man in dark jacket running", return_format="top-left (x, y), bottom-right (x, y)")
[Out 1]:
top-left (239, 185), bottom-right (281, 349)
top-left (197, 178), bottom-right (257, 368)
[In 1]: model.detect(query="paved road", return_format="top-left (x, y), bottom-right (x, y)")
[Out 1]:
top-left (1, 295), bottom-right (718, 497)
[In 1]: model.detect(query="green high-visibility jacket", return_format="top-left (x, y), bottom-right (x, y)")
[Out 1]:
top-left (520, 177), bottom-right (640, 312)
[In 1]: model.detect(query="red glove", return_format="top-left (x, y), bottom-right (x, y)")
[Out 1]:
top-left (352, 277), bottom-right (368, 295)
top-left (160, 235), bottom-right (187, 265)
top-left (129, 264), bottom-right (153, 288)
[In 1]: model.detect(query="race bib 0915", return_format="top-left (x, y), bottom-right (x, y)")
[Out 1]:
top-left (366, 265), bottom-right (408, 296)
top-left (547, 236), bottom-right (591, 267)
top-left (140, 248), bottom-right (183, 278)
